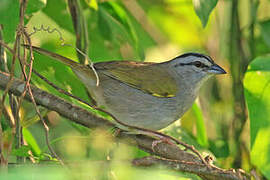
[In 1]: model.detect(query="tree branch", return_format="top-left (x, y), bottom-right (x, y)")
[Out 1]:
top-left (0, 71), bottom-right (249, 180)
top-left (133, 156), bottom-right (249, 180)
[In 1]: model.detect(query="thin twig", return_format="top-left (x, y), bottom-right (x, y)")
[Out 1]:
top-left (20, 0), bottom-right (63, 165)
top-left (0, 37), bottom-right (19, 118)
top-left (29, 25), bottom-right (64, 42)
top-left (1, 0), bottom-right (64, 165)
top-left (0, 41), bottom-right (14, 54)
top-left (5, 0), bottom-right (28, 165)
top-left (229, 0), bottom-right (249, 168)
top-left (0, 24), bottom-right (5, 166)
top-left (22, 32), bottom-right (64, 165)
top-left (14, 29), bottom-right (25, 165)
top-left (0, 29), bottom-right (20, 167)
top-left (0, 104), bottom-right (16, 166)
top-left (67, 0), bottom-right (89, 65)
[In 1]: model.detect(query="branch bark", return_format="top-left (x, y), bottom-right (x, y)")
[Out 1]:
top-left (133, 157), bottom-right (248, 180)
top-left (0, 71), bottom-right (249, 180)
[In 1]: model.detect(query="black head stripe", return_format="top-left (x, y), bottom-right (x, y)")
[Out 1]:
top-left (176, 61), bottom-right (208, 68)
top-left (173, 53), bottom-right (214, 64)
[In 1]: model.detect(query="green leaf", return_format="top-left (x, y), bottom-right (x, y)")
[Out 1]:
top-left (193, 0), bottom-right (218, 27)
top-left (192, 103), bottom-right (208, 147)
top-left (244, 56), bottom-right (270, 179)
top-left (0, 0), bottom-right (20, 42)
top-left (23, 128), bottom-right (42, 156)
top-left (97, 9), bottom-right (112, 40)
top-left (0, 0), bottom-right (46, 43)
top-left (260, 20), bottom-right (270, 48)
top-left (42, 0), bottom-right (74, 33)
top-left (21, 102), bottom-right (48, 128)
top-left (85, 0), bottom-right (98, 10)
top-left (100, 2), bottom-right (141, 56)
top-left (12, 145), bottom-right (31, 157)
top-left (26, 0), bottom-right (47, 15)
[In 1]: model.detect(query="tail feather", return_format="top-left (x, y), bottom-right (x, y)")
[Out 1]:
top-left (23, 45), bottom-right (97, 87)
top-left (23, 45), bottom-right (81, 70)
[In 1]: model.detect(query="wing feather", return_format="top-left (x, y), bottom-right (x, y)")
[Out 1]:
top-left (95, 61), bottom-right (178, 98)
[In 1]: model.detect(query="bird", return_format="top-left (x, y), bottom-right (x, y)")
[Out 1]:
top-left (26, 45), bottom-right (226, 131)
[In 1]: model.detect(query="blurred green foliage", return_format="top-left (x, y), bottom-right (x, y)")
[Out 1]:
top-left (0, 0), bottom-right (270, 179)
top-left (244, 56), bottom-right (270, 179)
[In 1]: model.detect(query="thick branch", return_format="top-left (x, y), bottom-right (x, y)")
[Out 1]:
top-left (0, 71), bottom-right (113, 129)
top-left (133, 157), bottom-right (249, 180)
top-left (0, 71), bottom-right (248, 180)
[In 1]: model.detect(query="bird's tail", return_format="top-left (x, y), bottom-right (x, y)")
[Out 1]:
top-left (23, 44), bottom-right (98, 88)
top-left (23, 45), bottom-right (84, 71)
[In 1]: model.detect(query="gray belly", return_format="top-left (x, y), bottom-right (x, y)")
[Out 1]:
top-left (87, 75), bottom-right (197, 130)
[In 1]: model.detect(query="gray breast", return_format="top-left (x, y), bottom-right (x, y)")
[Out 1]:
top-left (88, 74), bottom-right (197, 130)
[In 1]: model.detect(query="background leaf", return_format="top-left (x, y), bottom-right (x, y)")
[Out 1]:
top-left (244, 56), bottom-right (270, 179)
top-left (42, 0), bottom-right (74, 33)
top-left (192, 103), bottom-right (208, 147)
top-left (192, 0), bottom-right (218, 27)
top-left (85, 0), bottom-right (98, 10)
top-left (23, 128), bottom-right (42, 157)
top-left (26, 0), bottom-right (47, 15)
top-left (0, 0), bottom-right (46, 43)
top-left (12, 145), bottom-right (31, 157)
top-left (260, 20), bottom-right (270, 48)
top-left (0, 0), bottom-right (20, 43)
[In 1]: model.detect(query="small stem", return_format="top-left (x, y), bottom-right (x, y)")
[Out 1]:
top-left (67, 0), bottom-right (89, 65)
top-left (229, 0), bottom-right (249, 168)
top-left (248, 0), bottom-right (259, 60)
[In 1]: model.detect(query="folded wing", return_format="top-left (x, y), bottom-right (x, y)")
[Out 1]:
top-left (95, 61), bottom-right (178, 98)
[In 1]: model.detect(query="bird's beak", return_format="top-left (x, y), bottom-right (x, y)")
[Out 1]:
top-left (207, 64), bottom-right (227, 74)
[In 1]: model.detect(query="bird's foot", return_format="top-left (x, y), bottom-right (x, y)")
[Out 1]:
top-left (111, 127), bottom-right (123, 137)
top-left (151, 136), bottom-right (176, 152)
top-left (111, 126), bottom-right (211, 167)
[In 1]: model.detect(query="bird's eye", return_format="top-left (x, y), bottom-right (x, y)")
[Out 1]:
top-left (194, 61), bottom-right (203, 68)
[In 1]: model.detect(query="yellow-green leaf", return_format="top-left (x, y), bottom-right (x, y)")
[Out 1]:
top-left (193, 0), bottom-right (218, 27)
top-left (244, 56), bottom-right (270, 179)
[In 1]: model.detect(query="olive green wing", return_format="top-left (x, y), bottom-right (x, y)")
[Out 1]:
top-left (95, 61), bottom-right (178, 98)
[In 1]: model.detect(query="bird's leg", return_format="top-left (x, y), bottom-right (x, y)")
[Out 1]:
top-left (106, 116), bottom-right (210, 167)
top-left (111, 126), bottom-right (123, 137)
top-left (151, 137), bottom-right (175, 151)
top-left (111, 126), bottom-right (210, 167)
